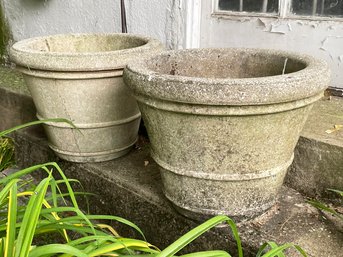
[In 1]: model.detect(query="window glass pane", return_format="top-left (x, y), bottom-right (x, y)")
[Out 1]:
top-left (218, 0), bottom-right (279, 13)
top-left (292, 0), bottom-right (343, 17)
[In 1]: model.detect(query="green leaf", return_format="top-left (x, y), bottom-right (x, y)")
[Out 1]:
top-left (0, 163), bottom-right (49, 185)
top-left (44, 162), bottom-right (80, 209)
top-left (327, 189), bottom-right (343, 197)
top-left (4, 181), bottom-right (17, 257)
top-left (73, 214), bottom-right (146, 240)
top-left (0, 178), bottom-right (20, 205)
top-left (156, 215), bottom-right (242, 257)
top-left (67, 235), bottom-right (118, 247)
top-left (307, 200), bottom-right (343, 221)
top-left (0, 137), bottom-right (15, 171)
top-left (180, 250), bottom-right (232, 257)
top-left (28, 244), bottom-right (88, 257)
top-left (0, 238), bottom-right (5, 257)
top-left (260, 243), bottom-right (307, 257)
top-left (0, 118), bottom-right (75, 137)
top-left (256, 242), bottom-right (286, 257)
top-left (87, 238), bottom-right (153, 256)
top-left (15, 175), bottom-right (52, 257)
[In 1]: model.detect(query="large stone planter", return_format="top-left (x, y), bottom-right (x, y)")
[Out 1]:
top-left (124, 48), bottom-right (330, 220)
top-left (10, 33), bottom-right (162, 162)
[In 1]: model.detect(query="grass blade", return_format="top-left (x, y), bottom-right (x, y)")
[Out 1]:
top-left (156, 215), bottom-right (242, 257)
top-left (28, 244), bottom-right (88, 257)
top-left (327, 189), bottom-right (343, 197)
top-left (15, 175), bottom-right (52, 257)
top-left (256, 242), bottom-right (286, 257)
top-left (307, 200), bottom-right (343, 221)
top-left (180, 250), bottom-right (232, 257)
top-left (4, 181), bottom-right (17, 257)
top-left (87, 239), bottom-right (153, 256)
top-left (0, 118), bottom-right (75, 137)
top-left (260, 243), bottom-right (307, 257)
top-left (0, 179), bottom-right (20, 205)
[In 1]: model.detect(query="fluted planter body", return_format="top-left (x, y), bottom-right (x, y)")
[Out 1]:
top-left (124, 48), bottom-right (330, 220)
top-left (10, 33), bottom-right (163, 162)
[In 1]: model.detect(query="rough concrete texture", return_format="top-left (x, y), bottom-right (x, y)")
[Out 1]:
top-left (1, 66), bottom-right (340, 198)
top-left (11, 129), bottom-right (343, 257)
top-left (0, 67), bottom-right (35, 131)
top-left (10, 34), bottom-right (163, 162)
top-left (10, 33), bottom-right (163, 71)
top-left (124, 48), bottom-right (330, 105)
top-left (287, 97), bottom-right (343, 199)
top-left (1, 67), bottom-right (343, 256)
top-left (124, 48), bottom-right (330, 220)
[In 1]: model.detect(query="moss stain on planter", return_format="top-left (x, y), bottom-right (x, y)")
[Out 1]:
top-left (0, 66), bottom-right (28, 95)
top-left (0, 3), bottom-right (12, 64)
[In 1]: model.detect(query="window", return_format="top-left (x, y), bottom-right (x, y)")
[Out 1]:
top-left (292, 0), bottom-right (343, 17)
top-left (218, 0), bottom-right (279, 14)
top-left (217, 0), bottom-right (343, 18)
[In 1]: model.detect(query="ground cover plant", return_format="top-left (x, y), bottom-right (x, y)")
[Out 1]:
top-left (0, 121), bottom-right (308, 256)
top-left (0, 136), bottom-right (14, 172)
top-left (308, 189), bottom-right (343, 222)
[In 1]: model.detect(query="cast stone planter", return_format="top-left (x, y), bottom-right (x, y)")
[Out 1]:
top-left (10, 33), bottom-right (163, 162)
top-left (124, 48), bottom-right (330, 220)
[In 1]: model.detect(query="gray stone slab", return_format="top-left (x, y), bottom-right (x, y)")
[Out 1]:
top-left (12, 129), bottom-right (343, 257)
top-left (286, 97), bottom-right (343, 198)
top-left (1, 65), bottom-right (343, 256)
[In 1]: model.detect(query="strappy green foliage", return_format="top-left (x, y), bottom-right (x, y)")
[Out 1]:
top-left (0, 121), bottom-right (308, 256)
top-left (308, 189), bottom-right (343, 222)
top-left (0, 137), bottom-right (14, 171)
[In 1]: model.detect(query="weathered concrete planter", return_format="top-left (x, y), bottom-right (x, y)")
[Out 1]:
top-left (10, 33), bottom-right (162, 162)
top-left (124, 48), bottom-right (330, 220)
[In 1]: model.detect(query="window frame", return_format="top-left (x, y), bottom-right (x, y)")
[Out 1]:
top-left (212, 0), bottom-right (343, 21)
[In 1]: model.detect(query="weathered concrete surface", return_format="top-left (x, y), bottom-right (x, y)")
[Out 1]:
top-left (1, 66), bottom-right (343, 256)
top-left (286, 97), bottom-right (343, 198)
top-left (0, 67), bottom-right (35, 131)
top-left (124, 48), bottom-right (330, 220)
top-left (0, 65), bottom-right (342, 195)
top-left (10, 34), bottom-right (163, 162)
top-left (12, 129), bottom-right (343, 257)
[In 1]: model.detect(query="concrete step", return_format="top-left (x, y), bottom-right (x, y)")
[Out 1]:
top-left (1, 65), bottom-right (343, 256)
top-left (285, 96), bottom-right (343, 199)
top-left (1, 65), bottom-right (342, 199)
top-left (12, 129), bottom-right (343, 257)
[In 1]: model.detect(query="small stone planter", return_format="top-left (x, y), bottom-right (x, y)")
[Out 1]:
top-left (10, 33), bottom-right (162, 162)
top-left (124, 48), bottom-right (330, 220)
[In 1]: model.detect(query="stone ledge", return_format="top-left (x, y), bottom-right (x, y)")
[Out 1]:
top-left (1, 65), bottom-right (343, 256)
top-left (1, 65), bottom-right (342, 198)
top-left (12, 129), bottom-right (343, 257)
top-left (285, 97), bottom-right (343, 198)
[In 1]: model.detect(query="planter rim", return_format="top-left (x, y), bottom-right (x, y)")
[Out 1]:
top-left (124, 48), bottom-right (330, 105)
top-left (10, 33), bottom-right (163, 71)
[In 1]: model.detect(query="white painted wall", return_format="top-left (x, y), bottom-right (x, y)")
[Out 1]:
top-left (2, 0), bottom-right (122, 40)
top-left (1, 0), bottom-right (186, 49)
top-left (2, 0), bottom-right (342, 88)
top-left (199, 1), bottom-right (343, 89)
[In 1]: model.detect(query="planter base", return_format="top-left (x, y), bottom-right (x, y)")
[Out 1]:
top-left (159, 155), bottom-right (291, 222)
top-left (169, 198), bottom-right (276, 223)
top-left (49, 141), bottom-right (136, 163)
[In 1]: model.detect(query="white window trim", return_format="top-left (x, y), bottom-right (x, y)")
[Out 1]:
top-left (212, 0), bottom-right (343, 22)
top-left (184, 0), bottom-right (202, 49)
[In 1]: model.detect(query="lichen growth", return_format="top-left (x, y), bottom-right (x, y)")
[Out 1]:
top-left (0, 66), bottom-right (29, 95)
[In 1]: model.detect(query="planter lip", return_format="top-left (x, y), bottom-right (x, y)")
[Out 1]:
top-left (10, 33), bottom-right (163, 71)
top-left (124, 48), bottom-right (330, 105)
